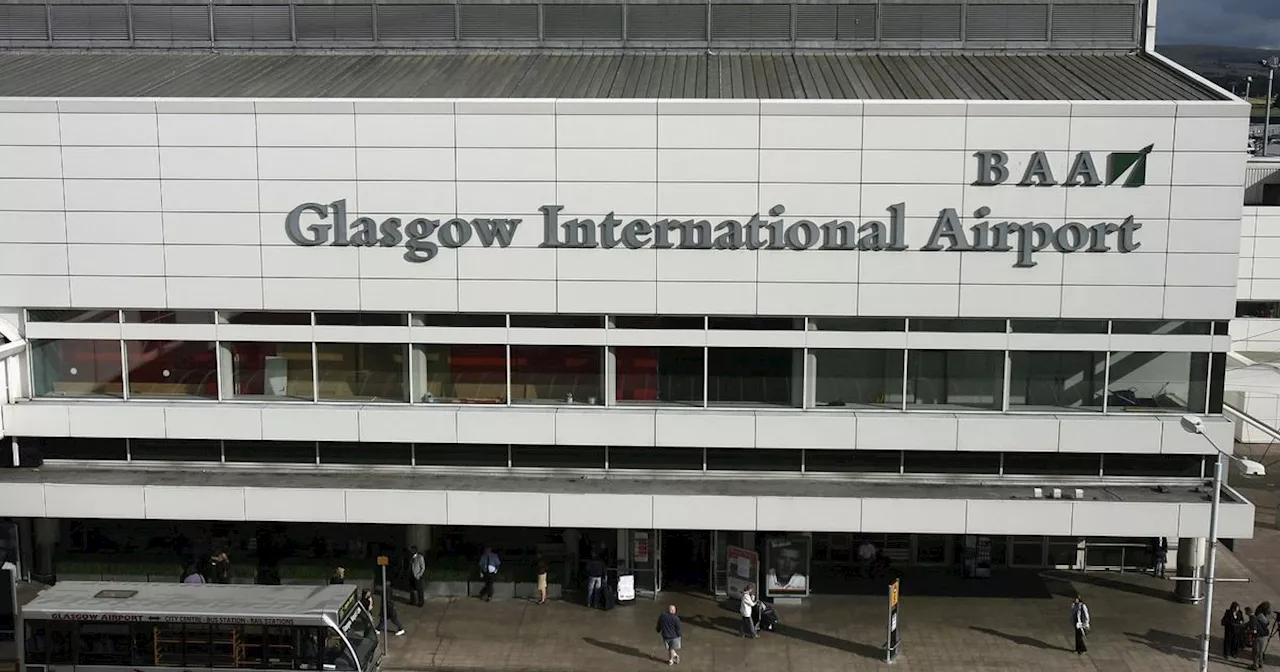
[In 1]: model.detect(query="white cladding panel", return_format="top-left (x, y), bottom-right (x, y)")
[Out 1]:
top-left (0, 99), bottom-right (1243, 319)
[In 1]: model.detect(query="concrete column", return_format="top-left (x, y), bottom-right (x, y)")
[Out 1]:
top-left (34, 518), bottom-right (58, 578)
top-left (406, 525), bottom-right (431, 553)
top-left (1174, 537), bottom-right (1206, 603)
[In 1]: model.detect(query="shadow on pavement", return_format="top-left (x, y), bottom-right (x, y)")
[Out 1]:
top-left (1045, 570), bottom-right (1175, 602)
top-left (683, 614), bottom-right (741, 636)
top-left (812, 567), bottom-right (1056, 599)
top-left (776, 624), bottom-right (884, 661)
top-left (582, 637), bottom-right (666, 664)
top-left (969, 626), bottom-right (1072, 652)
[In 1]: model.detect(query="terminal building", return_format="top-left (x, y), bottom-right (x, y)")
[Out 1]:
top-left (0, 0), bottom-right (1259, 597)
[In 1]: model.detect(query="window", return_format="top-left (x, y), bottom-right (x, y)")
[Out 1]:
top-left (909, 318), bottom-right (1006, 333)
top-left (218, 311), bottom-right (311, 325)
top-left (31, 339), bottom-right (124, 397)
top-left (1238, 301), bottom-right (1280, 318)
top-left (804, 450), bottom-right (900, 473)
top-left (1002, 452), bottom-right (1101, 476)
top-left (414, 443), bottom-right (508, 467)
top-left (813, 349), bottom-right (904, 408)
top-left (131, 623), bottom-right (155, 666)
top-left (25, 621), bottom-right (49, 664)
top-left (707, 317), bottom-right (800, 330)
top-left (315, 312), bottom-right (407, 326)
top-left (414, 344), bottom-right (506, 403)
top-left (125, 341), bottom-right (218, 398)
top-left (123, 310), bottom-right (215, 324)
top-left (906, 350), bottom-right (1004, 410)
top-left (130, 439), bottom-right (222, 462)
top-left (79, 623), bottom-right (132, 665)
top-left (510, 346), bottom-right (603, 405)
top-left (316, 343), bottom-right (408, 402)
top-left (224, 441), bottom-right (316, 464)
top-left (707, 348), bottom-right (799, 407)
top-left (22, 437), bottom-right (127, 460)
top-left (509, 314), bottom-right (604, 328)
top-left (510, 445), bottom-right (606, 468)
top-left (612, 316), bottom-right (704, 329)
top-left (1010, 319), bottom-right (1108, 334)
top-left (903, 451), bottom-right (1000, 474)
top-left (808, 318), bottom-right (905, 332)
top-left (1107, 351), bottom-right (1209, 413)
top-left (184, 623), bottom-right (213, 668)
top-left (28, 309), bottom-right (118, 323)
top-left (705, 448), bottom-right (802, 471)
top-left (414, 313), bottom-right (506, 327)
top-left (318, 442), bottom-right (412, 466)
top-left (615, 347), bottom-right (703, 406)
top-left (226, 343), bottom-right (315, 400)
top-left (1103, 454), bottom-right (1204, 477)
top-left (608, 447), bottom-right (703, 470)
top-left (1008, 351), bottom-right (1104, 411)
top-left (1111, 320), bottom-right (1212, 335)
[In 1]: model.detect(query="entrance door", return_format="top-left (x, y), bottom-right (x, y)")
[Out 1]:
top-left (660, 530), bottom-right (711, 592)
top-left (627, 530), bottom-right (659, 598)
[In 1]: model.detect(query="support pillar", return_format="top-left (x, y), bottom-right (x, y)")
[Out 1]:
top-left (1174, 537), bottom-right (1206, 603)
top-left (406, 525), bottom-right (431, 553)
top-left (34, 518), bottom-right (58, 579)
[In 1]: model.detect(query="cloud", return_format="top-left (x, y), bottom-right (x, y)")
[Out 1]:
top-left (1158, 0), bottom-right (1280, 48)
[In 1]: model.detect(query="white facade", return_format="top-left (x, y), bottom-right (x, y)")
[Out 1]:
top-left (0, 95), bottom-right (1255, 539)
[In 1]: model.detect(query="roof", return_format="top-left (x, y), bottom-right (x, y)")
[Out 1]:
top-left (23, 582), bottom-right (357, 621)
top-left (0, 51), bottom-right (1222, 100)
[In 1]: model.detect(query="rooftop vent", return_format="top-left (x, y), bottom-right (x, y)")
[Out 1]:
top-left (94, 590), bottom-right (138, 599)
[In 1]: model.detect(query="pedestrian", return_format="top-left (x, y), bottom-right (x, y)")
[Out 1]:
top-left (1246, 607), bottom-right (1258, 656)
top-left (1224, 602), bottom-right (1246, 659)
top-left (1151, 537), bottom-right (1168, 578)
top-left (739, 584), bottom-right (758, 638)
top-left (478, 547), bottom-right (501, 602)
top-left (329, 566), bottom-right (345, 585)
top-left (370, 587), bottom-right (406, 637)
top-left (586, 554), bottom-right (607, 608)
top-left (210, 551), bottom-right (231, 584)
top-left (656, 604), bottom-right (682, 666)
top-left (409, 546), bottom-right (426, 607)
top-left (1252, 602), bottom-right (1272, 670)
top-left (857, 539), bottom-right (876, 577)
top-left (1071, 596), bottom-right (1090, 655)
top-left (535, 556), bottom-right (549, 605)
top-left (181, 563), bottom-right (205, 584)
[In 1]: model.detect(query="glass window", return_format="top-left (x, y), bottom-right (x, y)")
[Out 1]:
top-left (28, 309), bottom-right (118, 323)
top-left (227, 342), bottom-right (315, 401)
top-left (316, 343), bottom-right (408, 402)
top-left (915, 535), bottom-right (949, 563)
top-left (184, 623), bottom-right (212, 668)
top-left (612, 316), bottom-right (704, 329)
top-left (314, 312), bottom-right (407, 326)
top-left (1010, 537), bottom-right (1044, 566)
top-left (608, 447), bottom-right (703, 470)
top-left (25, 621), bottom-right (49, 664)
top-left (1008, 351), bottom-right (1105, 411)
top-left (123, 310), bottom-right (215, 324)
top-left (616, 346), bottom-right (703, 406)
top-left (130, 439), bottom-right (221, 462)
top-left (219, 311), bottom-right (311, 325)
top-left (906, 350), bottom-right (1004, 410)
top-left (318, 442), bottom-right (412, 466)
top-left (414, 344), bottom-right (506, 403)
top-left (707, 317), bottom-right (800, 330)
top-left (414, 443), bottom-right (508, 467)
top-left (23, 437), bottom-right (127, 461)
top-left (813, 349), bottom-right (904, 408)
top-left (804, 450), bottom-right (900, 473)
top-left (808, 318), bottom-right (906, 332)
top-left (1237, 301), bottom-right (1279, 318)
top-left (705, 448), bottom-right (802, 471)
top-left (510, 314), bottom-right (604, 329)
top-left (49, 622), bottom-right (75, 664)
top-left (79, 624), bottom-right (132, 666)
top-left (510, 445), bottom-right (606, 468)
top-left (1111, 320), bottom-right (1212, 335)
top-left (903, 451), bottom-right (1000, 474)
top-left (1103, 454), bottom-right (1204, 478)
top-left (125, 341), bottom-right (218, 398)
top-left (909, 318), bottom-right (1006, 333)
top-left (224, 441), bottom-right (316, 464)
top-left (1002, 452), bottom-right (1101, 476)
top-left (1106, 351), bottom-right (1209, 413)
top-left (510, 346), bottom-right (603, 405)
top-left (131, 623), bottom-right (155, 666)
top-left (32, 339), bottom-right (124, 397)
top-left (414, 313), bottom-right (506, 327)
top-left (1010, 319), bottom-right (1107, 334)
top-left (707, 348), bottom-right (799, 407)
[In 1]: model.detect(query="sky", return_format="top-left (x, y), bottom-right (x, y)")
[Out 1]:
top-left (1157, 0), bottom-right (1280, 48)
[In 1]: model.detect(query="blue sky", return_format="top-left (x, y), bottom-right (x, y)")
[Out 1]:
top-left (1158, 0), bottom-right (1280, 48)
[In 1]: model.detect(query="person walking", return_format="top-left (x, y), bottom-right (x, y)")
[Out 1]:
top-left (181, 563), bottom-right (205, 584)
top-left (329, 567), bottom-right (345, 585)
top-left (1152, 538), bottom-right (1168, 579)
top-left (586, 554), bottom-right (607, 608)
top-left (739, 585), bottom-right (758, 638)
top-left (210, 551), bottom-right (231, 584)
top-left (1071, 596), bottom-right (1090, 655)
top-left (478, 547), bottom-right (501, 602)
top-left (1225, 602), bottom-right (1247, 660)
top-left (1252, 603), bottom-right (1272, 670)
top-left (535, 556), bottom-right (549, 605)
top-left (409, 546), bottom-right (426, 607)
top-left (362, 589), bottom-right (406, 637)
top-left (656, 604), bottom-right (682, 666)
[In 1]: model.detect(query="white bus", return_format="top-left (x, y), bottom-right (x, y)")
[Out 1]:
top-left (20, 582), bottom-right (380, 672)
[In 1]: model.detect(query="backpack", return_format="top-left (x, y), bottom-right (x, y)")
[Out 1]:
top-left (1256, 615), bottom-right (1270, 637)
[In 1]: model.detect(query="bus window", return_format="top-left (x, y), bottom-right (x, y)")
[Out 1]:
top-left (185, 624), bottom-right (213, 668)
top-left (132, 623), bottom-right (156, 666)
top-left (321, 634), bottom-right (355, 672)
top-left (264, 626), bottom-right (295, 669)
top-left (296, 627), bottom-right (322, 670)
top-left (341, 605), bottom-right (378, 672)
top-left (24, 620), bottom-right (48, 665)
top-left (79, 623), bottom-right (132, 666)
top-left (238, 625), bottom-right (265, 668)
top-left (154, 625), bottom-right (184, 666)
top-left (49, 623), bottom-right (75, 664)
top-left (211, 625), bottom-right (238, 668)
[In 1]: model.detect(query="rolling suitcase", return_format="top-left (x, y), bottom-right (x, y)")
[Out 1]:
top-left (602, 583), bottom-right (616, 610)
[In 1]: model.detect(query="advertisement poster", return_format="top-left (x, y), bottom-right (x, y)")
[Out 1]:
top-left (616, 574), bottom-right (635, 602)
top-left (765, 534), bottom-right (811, 597)
top-left (633, 533), bottom-right (649, 563)
top-left (726, 546), bottom-right (758, 600)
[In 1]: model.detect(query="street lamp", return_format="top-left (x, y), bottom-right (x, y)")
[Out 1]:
top-left (1261, 58), bottom-right (1280, 156)
top-left (1179, 414), bottom-right (1268, 672)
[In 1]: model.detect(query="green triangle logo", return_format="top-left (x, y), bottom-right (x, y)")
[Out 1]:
top-left (1106, 144), bottom-right (1154, 188)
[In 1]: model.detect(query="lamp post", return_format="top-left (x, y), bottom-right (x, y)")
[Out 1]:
top-left (1179, 414), bottom-right (1268, 672)
top-left (1262, 58), bottom-right (1280, 156)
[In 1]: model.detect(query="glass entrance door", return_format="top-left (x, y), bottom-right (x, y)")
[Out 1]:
top-left (627, 530), bottom-right (659, 598)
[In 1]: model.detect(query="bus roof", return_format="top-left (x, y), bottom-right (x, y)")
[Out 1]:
top-left (23, 582), bottom-right (359, 626)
